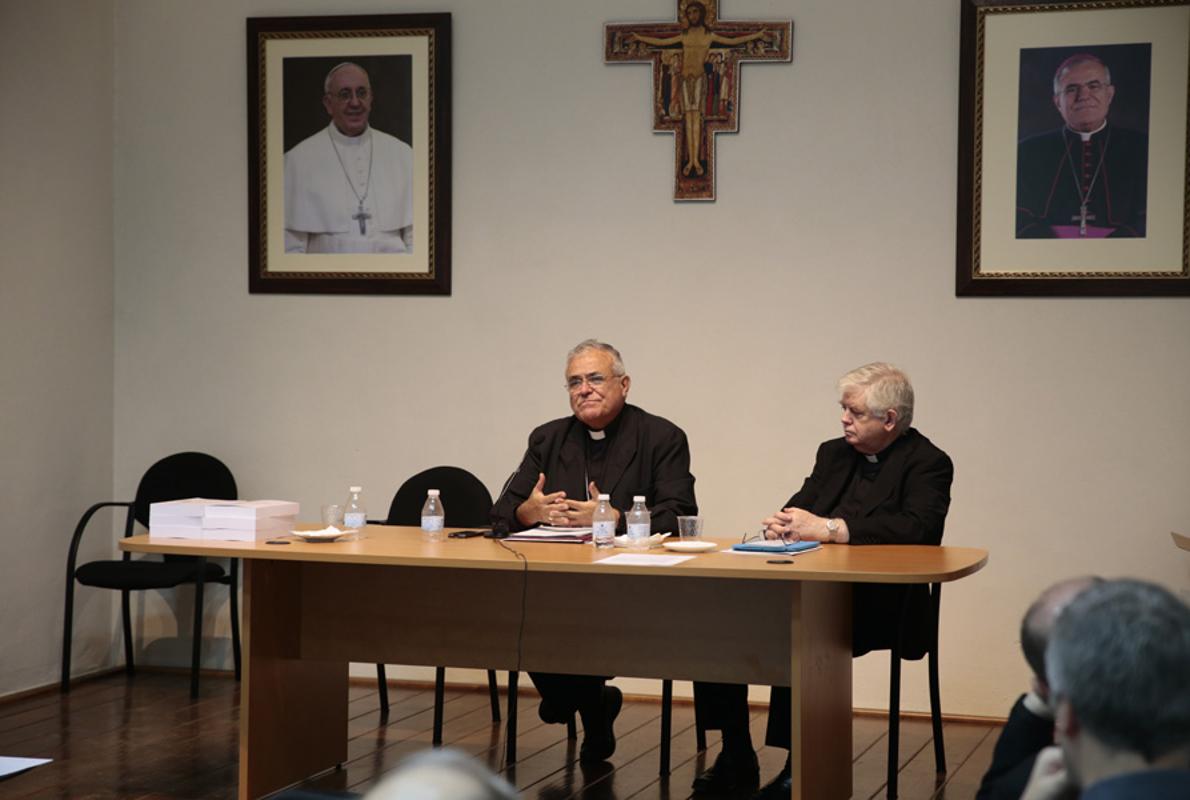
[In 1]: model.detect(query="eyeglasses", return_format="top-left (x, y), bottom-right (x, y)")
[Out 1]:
top-left (566, 374), bottom-right (610, 393)
top-left (742, 527), bottom-right (797, 544)
top-left (330, 87), bottom-right (370, 103)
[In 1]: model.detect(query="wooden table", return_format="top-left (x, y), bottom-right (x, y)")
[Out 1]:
top-left (122, 528), bottom-right (986, 800)
top-left (1173, 531), bottom-right (1190, 552)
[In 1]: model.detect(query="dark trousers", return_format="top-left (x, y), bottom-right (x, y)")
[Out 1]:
top-left (529, 671), bottom-right (608, 726)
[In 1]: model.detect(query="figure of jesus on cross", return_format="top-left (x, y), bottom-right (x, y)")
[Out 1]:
top-left (606, 0), bottom-right (792, 200)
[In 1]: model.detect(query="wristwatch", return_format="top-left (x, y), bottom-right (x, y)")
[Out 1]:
top-left (825, 518), bottom-right (840, 541)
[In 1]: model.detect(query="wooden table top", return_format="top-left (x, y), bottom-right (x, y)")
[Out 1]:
top-left (1173, 531), bottom-right (1190, 552)
top-left (121, 525), bottom-right (987, 585)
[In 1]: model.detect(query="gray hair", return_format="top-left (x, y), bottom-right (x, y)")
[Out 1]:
top-left (837, 362), bottom-right (914, 433)
top-left (324, 62), bottom-right (369, 95)
top-left (1052, 54), bottom-right (1112, 95)
top-left (1046, 579), bottom-right (1190, 761)
top-left (365, 749), bottom-right (519, 800)
top-left (566, 339), bottom-right (626, 377)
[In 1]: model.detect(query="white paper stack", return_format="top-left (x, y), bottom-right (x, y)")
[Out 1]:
top-left (148, 498), bottom-right (300, 541)
top-left (148, 498), bottom-right (211, 539)
top-left (202, 500), bottom-right (300, 541)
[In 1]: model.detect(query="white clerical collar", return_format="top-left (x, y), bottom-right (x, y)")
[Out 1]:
top-left (328, 123), bottom-right (371, 147)
top-left (1068, 121), bottom-right (1107, 142)
top-left (865, 453), bottom-right (879, 463)
top-left (588, 429), bottom-right (606, 440)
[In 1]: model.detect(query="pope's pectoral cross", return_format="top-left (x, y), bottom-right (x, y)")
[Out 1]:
top-left (353, 204), bottom-right (371, 235)
top-left (605, 0), bottom-right (792, 201)
top-left (1073, 205), bottom-right (1096, 237)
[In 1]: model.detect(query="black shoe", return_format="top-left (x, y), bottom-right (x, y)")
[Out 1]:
top-left (578, 686), bottom-right (622, 763)
top-left (751, 762), bottom-right (792, 800)
top-left (692, 750), bottom-right (761, 794)
top-left (537, 698), bottom-right (570, 725)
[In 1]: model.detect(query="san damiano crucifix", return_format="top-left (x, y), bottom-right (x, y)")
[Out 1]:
top-left (605, 0), bottom-right (792, 201)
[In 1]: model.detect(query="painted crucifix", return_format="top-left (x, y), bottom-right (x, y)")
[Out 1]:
top-left (605, 0), bottom-right (792, 201)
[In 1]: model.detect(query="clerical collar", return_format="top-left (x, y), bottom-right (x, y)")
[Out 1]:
top-left (1067, 121), bottom-right (1107, 142)
top-left (588, 429), bottom-right (606, 440)
top-left (864, 453), bottom-right (879, 463)
top-left (328, 123), bottom-right (371, 146)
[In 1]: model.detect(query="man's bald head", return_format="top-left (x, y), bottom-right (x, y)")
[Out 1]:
top-left (1020, 576), bottom-right (1103, 693)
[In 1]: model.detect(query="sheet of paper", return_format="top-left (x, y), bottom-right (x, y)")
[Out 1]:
top-left (0, 756), bottom-right (52, 778)
top-left (595, 553), bottom-right (693, 566)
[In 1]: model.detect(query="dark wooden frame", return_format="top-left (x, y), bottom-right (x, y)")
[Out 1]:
top-left (956, 0), bottom-right (1190, 296)
top-left (247, 14), bottom-right (452, 295)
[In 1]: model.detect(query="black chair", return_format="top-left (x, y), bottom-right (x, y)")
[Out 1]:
top-left (885, 582), bottom-right (945, 799)
top-left (371, 466), bottom-right (502, 736)
top-left (62, 452), bottom-right (241, 699)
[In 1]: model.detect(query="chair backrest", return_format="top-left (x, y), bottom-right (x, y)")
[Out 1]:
top-left (386, 466), bottom-right (493, 527)
top-left (132, 452), bottom-right (238, 529)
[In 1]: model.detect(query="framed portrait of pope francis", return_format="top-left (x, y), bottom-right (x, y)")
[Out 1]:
top-left (956, 0), bottom-right (1190, 297)
top-left (248, 13), bottom-right (451, 294)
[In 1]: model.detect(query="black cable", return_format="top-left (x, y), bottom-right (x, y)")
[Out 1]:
top-left (493, 538), bottom-right (529, 673)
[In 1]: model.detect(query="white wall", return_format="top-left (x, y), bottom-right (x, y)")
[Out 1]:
top-left (7, 0), bottom-right (1188, 717)
top-left (0, 0), bottom-right (116, 696)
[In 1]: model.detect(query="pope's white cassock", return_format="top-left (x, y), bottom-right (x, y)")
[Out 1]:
top-left (284, 123), bottom-right (414, 254)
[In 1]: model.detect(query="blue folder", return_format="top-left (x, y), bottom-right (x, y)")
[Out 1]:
top-left (730, 540), bottom-right (822, 554)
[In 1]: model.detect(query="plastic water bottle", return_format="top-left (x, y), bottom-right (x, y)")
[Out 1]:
top-left (592, 494), bottom-right (616, 550)
top-left (421, 489), bottom-right (445, 542)
top-left (343, 486), bottom-right (367, 530)
top-left (626, 495), bottom-right (650, 550)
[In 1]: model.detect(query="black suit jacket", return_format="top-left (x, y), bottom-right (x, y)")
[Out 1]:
top-left (977, 695), bottom-right (1053, 800)
top-left (490, 404), bottom-right (697, 534)
top-left (787, 428), bottom-right (954, 656)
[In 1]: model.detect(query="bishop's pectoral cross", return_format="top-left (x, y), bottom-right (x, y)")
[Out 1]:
top-left (1073, 205), bottom-right (1096, 237)
top-left (352, 204), bottom-right (371, 235)
top-left (605, 0), bottom-right (792, 201)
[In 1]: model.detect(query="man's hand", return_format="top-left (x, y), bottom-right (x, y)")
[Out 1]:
top-left (514, 473), bottom-right (569, 527)
top-left (762, 507), bottom-right (833, 541)
top-left (1020, 746), bottom-right (1076, 800)
top-left (560, 481), bottom-right (619, 528)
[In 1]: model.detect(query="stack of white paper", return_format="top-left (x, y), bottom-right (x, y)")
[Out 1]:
top-left (148, 498), bottom-right (210, 539)
top-left (202, 500), bottom-right (299, 541)
top-left (148, 498), bottom-right (300, 541)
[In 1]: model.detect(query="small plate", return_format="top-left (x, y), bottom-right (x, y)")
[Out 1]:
top-left (662, 540), bottom-right (716, 553)
top-left (291, 528), bottom-right (348, 543)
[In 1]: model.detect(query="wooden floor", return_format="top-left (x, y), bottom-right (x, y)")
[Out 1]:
top-left (0, 672), bottom-right (1001, 799)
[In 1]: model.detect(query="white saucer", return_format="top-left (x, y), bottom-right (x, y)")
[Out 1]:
top-left (291, 528), bottom-right (348, 542)
top-left (662, 540), bottom-right (716, 553)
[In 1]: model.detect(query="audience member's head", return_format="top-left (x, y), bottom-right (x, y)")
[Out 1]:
top-left (1019, 576), bottom-right (1102, 701)
top-left (365, 749), bottom-right (519, 800)
top-left (1046, 579), bottom-right (1190, 788)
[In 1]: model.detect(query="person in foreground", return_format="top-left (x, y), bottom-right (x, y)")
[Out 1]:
top-left (284, 62), bottom-right (414, 254)
top-left (1020, 579), bottom-right (1190, 800)
top-left (490, 339), bottom-right (697, 763)
top-left (692, 362), bottom-right (953, 798)
top-left (977, 576), bottom-right (1102, 800)
top-left (364, 749), bottom-right (518, 800)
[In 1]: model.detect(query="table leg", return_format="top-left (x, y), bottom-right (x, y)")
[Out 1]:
top-left (789, 582), bottom-right (852, 800)
top-left (239, 560), bottom-right (349, 800)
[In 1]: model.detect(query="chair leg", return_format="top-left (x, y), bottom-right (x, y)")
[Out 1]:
top-left (567, 715), bottom-right (578, 739)
top-left (376, 664), bottom-right (389, 716)
top-left (190, 560), bottom-right (207, 699)
top-left (122, 589), bottom-right (135, 677)
top-left (659, 679), bottom-right (673, 775)
top-left (62, 575), bottom-right (76, 692)
top-left (505, 671), bottom-right (519, 765)
top-left (693, 685), bottom-right (708, 751)
top-left (929, 584), bottom-right (946, 775)
top-left (887, 646), bottom-right (902, 799)
top-left (229, 559), bottom-right (241, 682)
top-left (433, 666), bottom-right (446, 745)
top-left (487, 669), bottom-right (501, 722)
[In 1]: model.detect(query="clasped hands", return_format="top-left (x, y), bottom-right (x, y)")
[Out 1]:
top-left (516, 473), bottom-right (617, 528)
top-left (762, 507), bottom-right (840, 542)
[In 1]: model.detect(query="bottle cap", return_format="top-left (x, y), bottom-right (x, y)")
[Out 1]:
top-left (633, 495), bottom-right (645, 502)
top-left (349, 485), bottom-right (362, 493)
top-left (598, 493), bottom-right (610, 501)
top-left (428, 489), bottom-right (440, 496)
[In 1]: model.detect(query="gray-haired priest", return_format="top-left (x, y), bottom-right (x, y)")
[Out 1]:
top-left (490, 339), bottom-right (697, 763)
top-left (692, 362), bottom-right (954, 799)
